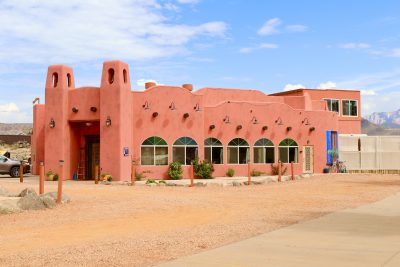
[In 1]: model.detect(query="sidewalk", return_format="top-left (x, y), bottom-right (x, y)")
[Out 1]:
top-left (156, 192), bottom-right (400, 267)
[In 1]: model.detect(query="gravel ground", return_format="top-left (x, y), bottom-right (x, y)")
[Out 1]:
top-left (1, 174), bottom-right (400, 267)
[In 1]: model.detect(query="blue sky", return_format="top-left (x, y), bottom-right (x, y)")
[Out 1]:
top-left (0, 0), bottom-right (400, 122)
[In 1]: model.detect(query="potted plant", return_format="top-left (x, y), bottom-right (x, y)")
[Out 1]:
top-left (46, 170), bottom-right (55, 181)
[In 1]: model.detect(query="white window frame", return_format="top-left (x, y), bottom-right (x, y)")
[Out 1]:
top-left (205, 141), bottom-right (223, 165)
top-left (341, 99), bottom-right (358, 117)
top-left (140, 145), bottom-right (168, 166)
top-left (253, 142), bottom-right (275, 164)
top-left (172, 145), bottom-right (198, 166)
top-left (323, 98), bottom-right (340, 115)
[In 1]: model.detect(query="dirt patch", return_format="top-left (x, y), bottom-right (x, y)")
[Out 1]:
top-left (1, 173), bottom-right (400, 266)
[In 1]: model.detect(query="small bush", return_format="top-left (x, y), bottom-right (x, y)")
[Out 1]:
top-left (251, 169), bottom-right (265, 177)
top-left (158, 180), bottom-right (167, 185)
top-left (101, 173), bottom-right (113, 182)
top-left (146, 179), bottom-right (157, 184)
top-left (135, 170), bottom-right (151, 181)
top-left (192, 158), bottom-right (214, 179)
top-left (168, 162), bottom-right (183, 180)
top-left (226, 168), bottom-right (235, 177)
top-left (271, 163), bottom-right (287, 175)
top-left (53, 174), bottom-right (59, 181)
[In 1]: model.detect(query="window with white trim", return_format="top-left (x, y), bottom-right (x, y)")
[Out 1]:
top-left (204, 138), bottom-right (223, 164)
top-left (253, 138), bottom-right (275, 164)
top-left (173, 137), bottom-right (198, 165)
top-left (342, 100), bottom-right (358, 116)
top-left (278, 139), bottom-right (298, 163)
top-left (324, 99), bottom-right (339, 113)
top-left (141, 136), bottom-right (168, 166)
top-left (227, 138), bottom-right (249, 164)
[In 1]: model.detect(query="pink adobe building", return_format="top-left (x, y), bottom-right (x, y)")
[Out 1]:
top-left (31, 60), bottom-right (361, 181)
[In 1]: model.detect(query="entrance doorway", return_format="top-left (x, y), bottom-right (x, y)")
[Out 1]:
top-left (85, 135), bottom-right (100, 180)
top-left (303, 146), bottom-right (314, 173)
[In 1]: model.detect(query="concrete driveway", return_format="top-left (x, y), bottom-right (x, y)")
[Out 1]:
top-left (156, 192), bottom-right (400, 267)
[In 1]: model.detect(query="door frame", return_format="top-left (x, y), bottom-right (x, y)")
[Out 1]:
top-left (303, 145), bottom-right (314, 174)
top-left (85, 135), bottom-right (100, 180)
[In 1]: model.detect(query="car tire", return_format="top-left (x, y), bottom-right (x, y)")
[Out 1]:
top-left (10, 166), bottom-right (20, 178)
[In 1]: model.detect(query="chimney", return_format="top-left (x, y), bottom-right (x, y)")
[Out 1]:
top-left (145, 82), bottom-right (156, 89)
top-left (182, 84), bottom-right (193, 91)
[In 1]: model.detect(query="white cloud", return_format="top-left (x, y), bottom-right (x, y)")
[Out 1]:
top-left (283, 84), bottom-right (306, 91)
top-left (318, 81), bottom-right (337, 89)
top-left (0, 1), bottom-right (226, 63)
top-left (339, 43), bottom-right (370, 49)
top-left (177, 0), bottom-right (201, 4)
top-left (239, 43), bottom-right (278, 53)
top-left (285, 24), bottom-right (308, 32)
top-left (259, 43), bottom-right (279, 49)
top-left (0, 103), bottom-right (19, 113)
top-left (257, 18), bottom-right (281, 36)
top-left (361, 89), bottom-right (376, 96)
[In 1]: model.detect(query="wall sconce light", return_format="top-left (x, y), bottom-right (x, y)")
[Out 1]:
top-left (302, 118), bottom-right (310, 125)
top-left (169, 102), bottom-right (176, 110)
top-left (223, 116), bottom-right (230, 123)
top-left (237, 125), bottom-right (243, 130)
top-left (194, 103), bottom-right (201, 111)
top-left (59, 160), bottom-right (64, 166)
top-left (251, 116), bottom-right (258, 124)
top-left (49, 118), bottom-right (55, 128)
top-left (142, 101), bottom-right (150, 110)
top-left (209, 124), bottom-right (215, 130)
top-left (309, 127), bottom-right (316, 132)
top-left (275, 117), bottom-right (283, 125)
top-left (262, 126), bottom-right (268, 131)
top-left (106, 116), bottom-right (112, 127)
top-left (90, 107), bottom-right (97, 112)
top-left (286, 126), bottom-right (292, 131)
top-left (152, 112), bottom-right (159, 118)
top-left (183, 113), bottom-right (190, 119)
top-left (72, 107), bottom-right (79, 113)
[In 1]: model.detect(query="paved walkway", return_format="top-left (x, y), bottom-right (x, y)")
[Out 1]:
top-left (156, 192), bottom-right (400, 267)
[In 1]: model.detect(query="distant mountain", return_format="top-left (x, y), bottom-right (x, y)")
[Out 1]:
top-left (364, 109), bottom-right (400, 128)
top-left (361, 119), bottom-right (400, 136)
top-left (0, 123), bottom-right (32, 135)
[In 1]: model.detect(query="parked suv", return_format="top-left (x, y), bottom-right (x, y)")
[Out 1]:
top-left (0, 155), bottom-right (30, 177)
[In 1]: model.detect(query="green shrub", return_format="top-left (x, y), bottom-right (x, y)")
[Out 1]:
top-left (226, 168), bottom-right (235, 177)
top-left (158, 180), bottom-right (167, 185)
top-left (168, 162), bottom-right (183, 180)
top-left (135, 170), bottom-right (151, 181)
top-left (53, 174), bottom-right (59, 181)
top-left (146, 179), bottom-right (157, 184)
top-left (192, 158), bottom-right (214, 179)
top-left (271, 163), bottom-right (287, 175)
top-left (251, 169), bottom-right (265, 177)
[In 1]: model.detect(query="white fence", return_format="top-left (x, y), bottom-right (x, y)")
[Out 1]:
top-left (339, 135), bottom-right (400, 172)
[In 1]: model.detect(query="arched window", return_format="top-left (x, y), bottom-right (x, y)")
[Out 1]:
top-left (254, 138), bottom-right (275, 164)
top-left (204, 138), bottom-right (223, 164)
top-left (108, 68), bottom-right (115, 84)
top-left (227, 138), bottom-right (249, 164)
top-left (141, 136), bottom-right (168, 166)
top-left (173, 137), bottom-right (198, 165)
top-left (278, 139), bottom-right (298, 163)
